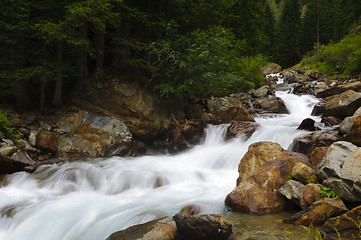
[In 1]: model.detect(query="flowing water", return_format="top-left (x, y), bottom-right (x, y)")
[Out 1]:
top-left (0, 88), bottom-right (321, 240)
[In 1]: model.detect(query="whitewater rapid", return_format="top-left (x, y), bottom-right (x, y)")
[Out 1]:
top-left (0, 90), bottom-right (320, 240)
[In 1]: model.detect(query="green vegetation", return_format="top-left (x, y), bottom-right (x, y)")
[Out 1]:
top-left (298, 32), bottom-right (361, 76)
top-left (317, 187), bottom-right (339, 200)
top-left (0, 0), bottom-right (360, 106)
top-left (0, 109), bottom-right (15, 138)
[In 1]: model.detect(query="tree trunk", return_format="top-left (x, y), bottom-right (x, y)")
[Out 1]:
top-left (52, 40), bottom-right (63, 106)
top-left (79, 22), bottom-right (88, 81)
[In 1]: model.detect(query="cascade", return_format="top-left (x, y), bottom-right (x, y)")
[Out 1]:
top-left (0, 82), bottom-right (320, 240)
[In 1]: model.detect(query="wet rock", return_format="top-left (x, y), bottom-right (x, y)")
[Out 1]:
top-left (291, 162), bottom-right (317, 185)
top-left (252, 97), bottom-right (288, 114)
top-left (179, 205), bottom-right (201, 216)
top-left (225, 142), bottom-right (311, 214)
top-left (206, 97), bottom-right (254, 124)
top-left (297, 118), bottom-right (317, 131)
top-left (11, 151), bottom-right (37, 167)
top-left (0, 145), bottom-right (17, 157)
top-left (174, 214), bottom-right (232, 240)
top-left (312, 82), bottom-right (328, 95)
top-left (290, 129), bottom-right (339, 157)
top-left (311, 102), bottom-right (325, 116)
top-left (106, 217), bottom-right (177, 240)
top-left (340, 116), bottom-right (361, 146)
top-left (321, 116), bottom-right (342, 127)
top-left (36, 130), bottom-right (58, 153)
top-left (279, 180), bottom-right (307, 209)
top-left (339, 116), bottom-right (358, 135)
top-left (39, 120), bottom-right (52, 131)
top-left (316, 80), bottom-right (361, 98)
top-left (322, 205), bottom-right (361, 240)
top-left (323, 90), bottom-right (361, 118)
top-left (226, 121), bottom-right (259, 140)
top-left (73, 79), bottom-right (173, 139)
top-left (303, 183), bottom-right (323, 205)
top-left (0, 155), bottom-right (20, 175)
top-left (15, 139), bottom-right (38, 152)
top-left (253, 86), bottom-right (270, 98)
top-left (309, 147), bottom-right (328, 169)
top-left (285, 74), bottom-right (310, 84)
top-left (287, 198), bottom-right (348, 226)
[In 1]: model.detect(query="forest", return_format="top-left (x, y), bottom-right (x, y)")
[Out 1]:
top-left (1, 0), bottom-right (361, 108)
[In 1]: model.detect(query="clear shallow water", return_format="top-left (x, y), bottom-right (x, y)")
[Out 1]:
top-left (0, 91), bottom-right (320, 240)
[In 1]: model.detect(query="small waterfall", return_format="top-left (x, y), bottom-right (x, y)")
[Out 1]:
top-left (0, 84), bottom-right (320, 240)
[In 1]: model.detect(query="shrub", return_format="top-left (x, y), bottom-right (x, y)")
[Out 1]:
top-left (0, 109), bottom-right (14, 138)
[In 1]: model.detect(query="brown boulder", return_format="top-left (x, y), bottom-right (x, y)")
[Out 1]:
top-left (323, 90), bottom-right (361, 118)
top-left (291, 162), bottom-right (317, 184)
top-left (322, 205), bottom-right (361, 240)
top-left (310, 147), bottom-right (328, 169)
top-left (36, 130), bottom-right (58, 153)
top-left (287, 198), bottom-right (348, 226)
top-left (297, 118), bottom-right (317, 131)
top-left (303, 183), bottom-right (323, 205)
top-left (206, 97), bottom-right (254, 124)
top-left (226, 121), bottom-right (259, 140)
top-left (316, 80), bottom-right (361, 98)
top-left (252, 97), bottom-right (288, 114)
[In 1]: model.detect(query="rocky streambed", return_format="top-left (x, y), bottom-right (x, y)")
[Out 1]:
top-left (1, 66), bottom-right (361, 239)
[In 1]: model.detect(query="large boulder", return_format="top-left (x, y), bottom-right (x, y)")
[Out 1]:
top-left (340, 116), bottom-right (361, 146)
top-left (72, 79), bottom-right (174, 139)
top-left (323, 90), bottom-right (361, 118)
top-left (225, 142), bottom-right (311, 214)
top-left (226, 121), bottom-right (259, 140)
top-left (205, 97), bottom-right (254, 124)
top-left (263, 63), bottom-right (282, 75)
top-left (303, 183), bottom-right (323, 205)
top-left (322, 205), bottom-right (361, 240)
top-left (291, 162), bottom-right (317, 185)
top-left (316, 80), bottom-right (361, 98)
top-left (285, 74), bottom-right (310, 84)
top-left (36, 130), bottom-right (58, 153)
top-left (56, 111), bottom-right (134, 158)
top-left (253, 86), bottom-right (270, 98)
top-left (0, 154), bottom-right (21, 175)
top-left (106, 214), bottom-right (232, 240)
top-left (252, 97), bottom-right (288, 114)
top-left (309, 147), bottom-right (328, 169)
top-left (316, 141), bottom-right (361, 202)
top-left (290, 129), bottom-right (339, 156)
top-left (286, 198), bottom-right (348, 226)
top-left (297, 118), bottom-right (317, 131)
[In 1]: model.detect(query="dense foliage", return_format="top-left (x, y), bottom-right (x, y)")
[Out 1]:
top-left (0, 0), bottom-right (360, 106)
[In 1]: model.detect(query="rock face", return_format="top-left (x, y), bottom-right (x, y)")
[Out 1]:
top-left (252, 97), bottom-right (288, 114)
top-left (225, 142), bottom-right (311, 214)
top-left (56, 111), bottom-right (134, 158)
top-left (72, 79), bottom-right (173, 139)
top-left (323, 90), bottom-right (361, 118)
top-left (205, 97), bottom-right (254, 124)
top-left (287, 198), bottom-right (348, 226)
top-left (106, 214), bottom-right (232, 240)
top-left (316, 141), bottom-right (361, 202)
top-left (322, 205), bottom-right (361, 240)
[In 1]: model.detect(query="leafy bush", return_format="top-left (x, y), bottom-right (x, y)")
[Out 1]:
top-left (146, 27), bottom-right (266, 99)
top-left (317, 187), bottom-right (338, 200)
top-left (0, 109), bottom-right (14, 137)
top-left (299, 32), bottom-right (361, 76)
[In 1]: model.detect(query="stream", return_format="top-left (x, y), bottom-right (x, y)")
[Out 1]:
top-left (0, 82), bottom-right (321, 240)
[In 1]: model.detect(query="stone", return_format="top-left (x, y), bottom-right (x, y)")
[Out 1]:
top-left (322, 205), bottom-right (361, 240)
top-left (28, 130), bottom-right (37, 146)
top-left (323, 90), bottom-right (361, 118)
top-left (263, 63), bottom-right (282, 75)
top-left (206, 97), bottom-right (254, 124)
top-left (291, 162), bottom-right (317, 184)
top-left (253, 86), bottom-right (270, 98)
top-left (0, 154), bottom-right (20, 175)
top-left (225, 142), bottom-right (311, 214)
top-left (316, 141), bottom-right (358, 180)
top-left (15, 139), bottom-right (38, 152)
top-left (11, 151), bottom-right (37, 167)
top-left (0, 145), bottom-right (17, 157)
top-left (2, 139), bottom-right (14, 145)
top-left (303, 184), bottom-right (323, 205)
top-left (36, 130), bottom-right (58, 153)
top-left (174, 214), bottom-right (232, 240)
top-left (72, 79), bottom-right (174, 139)
top-left (316, 81), bottom-right (361, 98)
top-left (305, 70), bottom-right (320, 79)
top-left (287, 198), bottom-right (348, 226)
top-left (39, 120), bottom-right (52, 131)
top-left (339, 115), bottom-right (358, 135)
top-left (285, 74), bottom-right (310, 84)
top-left (290, 129), bottom-right (339, 157)
top-left (297, 118), bottom-right (317, 131)
top-left (106, 217), bottom-right (177, 240)
top-left (252, 97), bottom-right (288, 114)
top-left (321, 116), bottom-right (342, 127)
top-left (226, 121), bottom-right (259, 140)
top-left (312, 82), bottom-right (328, 95)
top-left (341, 116), bottom-right (361, 146)
top-left (178, 205), bottom-right (201, 216)
top-left (279, 180), bottom-right (307, 209)
top-left (309, 147), bottom-right (328, 169)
